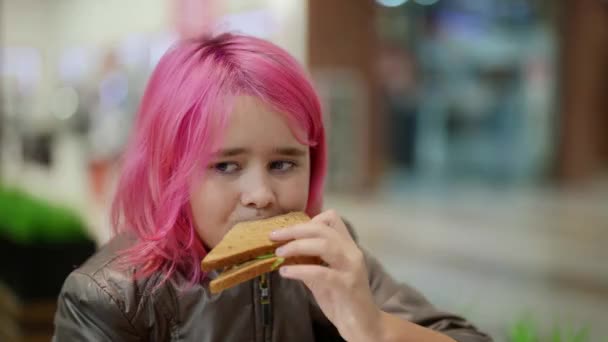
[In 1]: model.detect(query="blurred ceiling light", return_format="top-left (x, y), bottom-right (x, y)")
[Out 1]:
top-left (99, 73), bottom-right (129, 108)
top-left (59, 47), bottom-right (91, 84)
top-left (149, 32), bottom-right (178, 68)
top-left (2, 47), bottom-right (42, 95)
top-left (217, 10), bottom-right (277, 39)
top-left (51, 87), bottom-right (79, 120)
top-left (414, 0), bottom-right (440, 5)
top-left (376, 0), bottom-right (409, 7)
top-left (118, 34), bottom-right (149, 69)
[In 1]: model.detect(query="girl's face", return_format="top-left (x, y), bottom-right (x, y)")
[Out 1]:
top-left (190, 96), bottom-right (311, 249)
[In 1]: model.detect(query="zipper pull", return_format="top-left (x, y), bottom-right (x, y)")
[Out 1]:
top-left (259, 273), bottom-right (270, 326)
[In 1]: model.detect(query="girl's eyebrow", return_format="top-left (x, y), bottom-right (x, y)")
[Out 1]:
top-left (215, 148), bottom-right (248, 157)
top-left (213, 147), bottom-right (307, 157)
top-left (272, 147), bottom-right (307, 157)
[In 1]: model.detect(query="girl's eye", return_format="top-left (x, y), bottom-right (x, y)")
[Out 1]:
top-left (213, 162), bottom-right (240, 174)
top-left (269, 161), bottom-right (296, 172)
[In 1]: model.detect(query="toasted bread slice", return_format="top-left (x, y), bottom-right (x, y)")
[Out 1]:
top-left (201, 212), bottom-right (310, 272)
top-left (209, 255), bottom-right (322, 294)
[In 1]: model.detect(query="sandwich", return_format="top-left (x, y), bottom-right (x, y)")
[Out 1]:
top-left (201, 211), bottom-right (322, 294)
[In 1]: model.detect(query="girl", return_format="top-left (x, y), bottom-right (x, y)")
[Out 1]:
top-left (53, 33), bottom-right (492, 342)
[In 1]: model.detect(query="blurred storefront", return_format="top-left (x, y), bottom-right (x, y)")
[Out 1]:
top-left (376, 0), bottom-right (559, 188)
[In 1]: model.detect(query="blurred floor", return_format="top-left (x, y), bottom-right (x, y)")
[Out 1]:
top-left (326, 181), bottom-right (608, 341)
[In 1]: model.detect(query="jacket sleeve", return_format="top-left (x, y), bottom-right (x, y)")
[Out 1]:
top-left (53, 271), bottom-right (141, 342)
top-left (364, 249), bottom-right (493, 342)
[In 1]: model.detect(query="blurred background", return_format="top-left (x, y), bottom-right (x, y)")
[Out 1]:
top-left (0, 0), bottom-right (606, 341)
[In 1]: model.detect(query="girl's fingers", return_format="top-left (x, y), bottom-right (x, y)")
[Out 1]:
top-left (312, 209), bottom-right (350, 237)
top-left (276, 238), bottom-right (345, 267)
top-left (278, 264), bottom-right (337, 287)
top-left (269, 221), bottom-right (331, 241)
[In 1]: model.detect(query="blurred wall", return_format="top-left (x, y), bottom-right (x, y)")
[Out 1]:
top-left (52, 0), bottom-right (167, 46)
top-left (4, 0), bottom-right (167, 46)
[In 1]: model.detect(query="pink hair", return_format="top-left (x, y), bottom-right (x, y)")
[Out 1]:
top-left (111, 33), bottom-right (327, 286)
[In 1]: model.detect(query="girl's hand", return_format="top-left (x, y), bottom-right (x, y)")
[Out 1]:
top-left (270, 210), bottom-right (381, 342)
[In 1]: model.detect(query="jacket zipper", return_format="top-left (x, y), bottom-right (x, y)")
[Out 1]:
top-left (259, 273), bottom-right (271, 341)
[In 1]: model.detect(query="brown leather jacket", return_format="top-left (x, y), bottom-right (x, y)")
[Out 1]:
top-left (53, 232), bottom-right (492, 341)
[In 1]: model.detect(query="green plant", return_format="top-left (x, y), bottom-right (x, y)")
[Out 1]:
top-left (0, 187), bottom-right (87, 243)
top-left (509, 316), bottom-right (539, 342)
top-left (508, 316), bottom-right (593, 342)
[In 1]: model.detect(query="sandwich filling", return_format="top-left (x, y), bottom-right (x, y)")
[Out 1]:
top-left (220, 253), bottom-right (285, 274)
